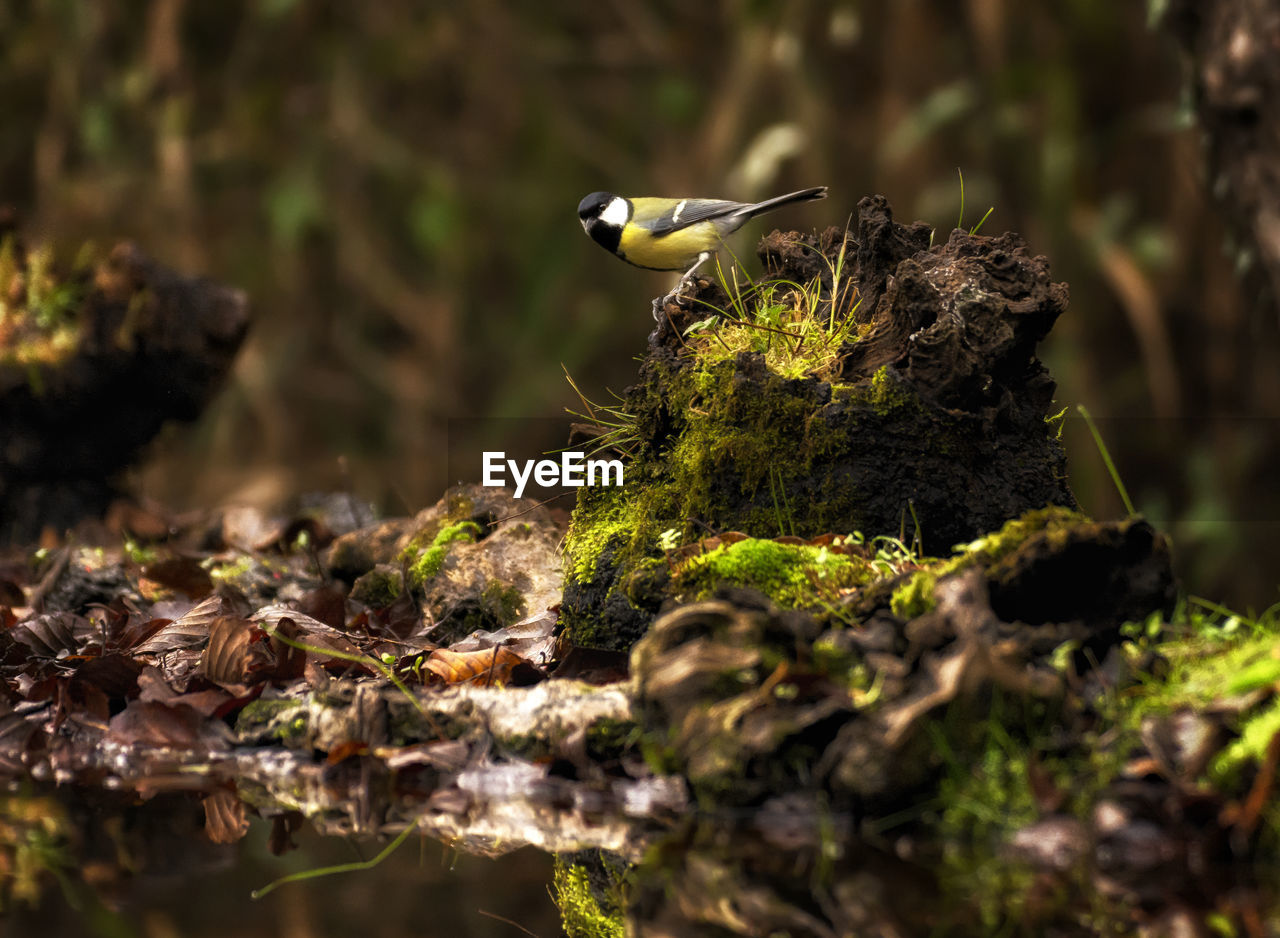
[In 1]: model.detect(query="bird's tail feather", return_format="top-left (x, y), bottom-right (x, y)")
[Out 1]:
top-left (735, 186), bottom-right (828, 220)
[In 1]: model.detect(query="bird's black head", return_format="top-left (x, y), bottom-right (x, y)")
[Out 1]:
top-left (578, 191), bottom-right (613, 221)
top-left (578, 191), bottom-right (627, 254)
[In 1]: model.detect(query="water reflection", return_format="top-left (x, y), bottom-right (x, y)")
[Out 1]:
top-left (6, 773), bottom-right (1275, 938)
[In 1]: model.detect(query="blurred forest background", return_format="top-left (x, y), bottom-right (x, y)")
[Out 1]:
top-left (2, 0), bottom-right (1278, 608)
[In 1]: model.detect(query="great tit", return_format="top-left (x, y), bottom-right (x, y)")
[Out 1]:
top-left (577, 186), bottom-right (828, 288)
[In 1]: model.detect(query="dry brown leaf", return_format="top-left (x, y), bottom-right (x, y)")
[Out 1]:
top-left (424, 646), bottom-right (529, 687)
top-left (10, 612), bottom-right (83, 657)
top-left (200, 616), bottom-right (252, 689)
top-left (132, 594), bottom-right (229, 653)
top-left (107, 700), bottom-right (203, 748)
top-left (139, 556), bottom-right (214, 600)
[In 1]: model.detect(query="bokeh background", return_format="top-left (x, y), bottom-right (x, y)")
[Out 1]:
top-left (3, 0), bottom-right (1278, 609)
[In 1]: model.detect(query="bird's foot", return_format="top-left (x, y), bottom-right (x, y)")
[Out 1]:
top-left (653, 281), bottom-right (690, 320)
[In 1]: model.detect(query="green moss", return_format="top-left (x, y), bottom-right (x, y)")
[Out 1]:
top-left (681, 272), bottom-right (861, 381)
top-left (234, 698), bottom-right (309, 746)
top-left (1111, 619), bottom-right (1280, 787)
top-left (402, 520), bottom-right (481, 587)
top-left (870, 506), bottom-right (1088, 615)
top-left (1212, 697), bottom-right (1280, 784)
top-left (206, 553), bottom-right (258, 584)
top-left (941, 505), bottom-right (1085, 574)
top-left (674, 538), bottom-right (868, 608)
top-left (562, 352), bottom-right (947, 590)
top-left (862, 364), bottom-right (917, 416)
top-left (890, 569), bottom-right (937, 618)
top-left (349, 565), bottom-right (404, 607)
top-left (553, 857), bottom-right (626, 938)
top-left (122, 537), bottom-right (160, 566)
top-left (480, 579), bottom-right (525, 625)
top-left (563, 471), bottom-right (678, 587)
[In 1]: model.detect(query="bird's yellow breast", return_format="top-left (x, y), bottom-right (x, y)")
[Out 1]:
top-left (618, 220), bottom-right (721, 271)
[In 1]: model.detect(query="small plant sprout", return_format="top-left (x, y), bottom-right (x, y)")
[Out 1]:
top-left (955, 167), bottom-right (995, 236)
top-left (561, 364), bottom-right (640, 460)
top-left (1077, 404), bottom-right (1137, 517)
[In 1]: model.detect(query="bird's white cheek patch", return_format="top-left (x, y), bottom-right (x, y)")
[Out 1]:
top-left (600, 197), bottom-right (630, 227)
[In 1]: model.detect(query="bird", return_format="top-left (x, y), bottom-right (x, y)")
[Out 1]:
top-left (577, 186), bottom-right (828, 306)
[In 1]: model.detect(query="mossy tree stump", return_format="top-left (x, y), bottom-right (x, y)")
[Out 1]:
top-left (561, 195), bottom-right (1076, 652)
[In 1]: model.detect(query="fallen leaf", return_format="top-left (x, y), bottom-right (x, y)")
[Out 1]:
top-left (10, 612), bottom-right (83, 657)
top-left (298, 585), bottom-right (347, 631)
top-left (423, 646), bottom-right (531, 687)
top-left (448, 609), bottom-right (558, 665)
top-left (139, 556), bottom-right (214, 599)
top-left (72, 654), bottom-right (144, 699)
top-left (107, 700), bottom-right (203, 748)
top-left (132, 594), bottom-right (229, 653)
top-left (200, 617), bottom-right (252, 689)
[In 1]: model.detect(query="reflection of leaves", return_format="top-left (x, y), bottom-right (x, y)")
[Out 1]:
top-left (0, 707), bottom-right (40, 773)
top-left (325, 740), bottom-right (369, 765)
top-left (202, 789), bottom-right (250, 845)
top-left (384, 739), bottom-right (471, 772)
top-left (268, 812), bottom-right (304, 856)
top-left (252, 823), bottom-right (415, 900)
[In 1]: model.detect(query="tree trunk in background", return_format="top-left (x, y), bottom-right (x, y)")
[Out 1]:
top-left (1164, 0), bottom-right (1280, 320)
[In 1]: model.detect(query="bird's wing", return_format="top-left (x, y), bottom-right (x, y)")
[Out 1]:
top-left (636, 198), bottom-right (746, 237)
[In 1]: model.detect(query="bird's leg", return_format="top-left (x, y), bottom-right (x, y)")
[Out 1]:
top-left (679, 251), bottom-right (711, 284)
top-left (658, 252), bottom-right (712, 313)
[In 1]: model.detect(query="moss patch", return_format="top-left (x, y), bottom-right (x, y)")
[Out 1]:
top-left (673, 538), bottom-right (869, 609)
top-left (234, 698), bottom-right (309, 747)
top-left (402, 520), bottom-right (481, 588)
top-left (349, 565), bottom-right (404, 607)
